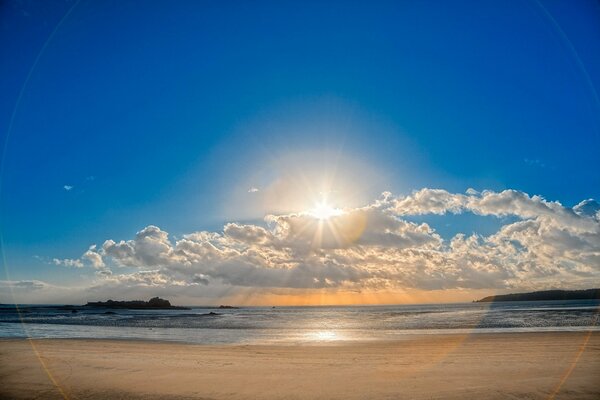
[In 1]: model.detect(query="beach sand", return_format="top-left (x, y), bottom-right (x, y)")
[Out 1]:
top-left (1, 332), bottom-right (598, 399)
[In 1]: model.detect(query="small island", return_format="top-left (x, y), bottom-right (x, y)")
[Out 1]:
top-left (476, 288), bottom-right (600, 302)
top-left (85, 297), bottom-right (190, 310)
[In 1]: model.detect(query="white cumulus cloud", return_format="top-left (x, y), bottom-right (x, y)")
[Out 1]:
top-left (56, 188), bottom-right (600, 296)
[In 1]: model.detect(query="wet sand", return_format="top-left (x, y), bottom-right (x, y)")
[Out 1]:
top-left (1, 332), bottom-right (598, 399)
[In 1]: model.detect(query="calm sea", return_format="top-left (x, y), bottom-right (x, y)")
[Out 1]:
top-left (1, 300), bottom-right (598, 344)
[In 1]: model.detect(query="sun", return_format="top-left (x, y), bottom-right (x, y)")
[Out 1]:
top-left (309, 201), bottom-right (343, 220)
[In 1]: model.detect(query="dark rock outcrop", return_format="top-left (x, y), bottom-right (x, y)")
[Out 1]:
top-left (85, 297), bottom-right (189, 310)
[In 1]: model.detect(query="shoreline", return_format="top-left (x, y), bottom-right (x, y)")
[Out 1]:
top-left (2, 329), bottom-right (599, 345)
top-left (2, 323), bottom-right (600, 347)
top-left (1, 332), bottom-right (598, 399)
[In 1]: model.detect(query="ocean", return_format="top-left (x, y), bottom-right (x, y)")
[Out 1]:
top-left (1, 300), bottom-right (598, 345)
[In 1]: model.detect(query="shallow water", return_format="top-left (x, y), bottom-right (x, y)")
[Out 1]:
top-left (1, 300), bottom-right (598, 344)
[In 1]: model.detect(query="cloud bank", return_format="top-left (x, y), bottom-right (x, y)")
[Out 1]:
top-left (47, 188), bottom-right (599, 299)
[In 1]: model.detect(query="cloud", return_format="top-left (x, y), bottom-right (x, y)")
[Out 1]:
top-left (57, 188), bottom-right (599, 296)
top-left (83, 245), bottom-right (105, 269)
top-left (53, 258), bottom-right (84, 268)
top-left (0, 280), bottom-right (48, 291)
top-left (63, 185), bottom-right (73, 191)
top-left (248, 187), bottom-right (259, 193)
top-left (101, 226), bottom-right (181, 268)
top-left (394, 189), bottom-right (600, 236)
top-left (573, 199), bottom-right (600, 219)
top-left (0, 280), bottom-right (89, 304)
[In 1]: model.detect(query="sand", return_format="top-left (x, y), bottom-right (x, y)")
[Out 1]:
top-left (1, 332), bottom-right (598, 399)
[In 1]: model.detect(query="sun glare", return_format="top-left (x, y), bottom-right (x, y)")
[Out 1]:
top-left (309, 201), bottom-right (343, 220)
top-left (307, 330), bottom-right (340, 341)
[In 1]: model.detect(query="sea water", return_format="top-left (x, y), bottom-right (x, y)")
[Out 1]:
top-left (1, 300), bottom-right (598, 344)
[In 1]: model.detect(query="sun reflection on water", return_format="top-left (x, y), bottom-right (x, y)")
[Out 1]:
top-left (307, 330), bottom-right (340, 341)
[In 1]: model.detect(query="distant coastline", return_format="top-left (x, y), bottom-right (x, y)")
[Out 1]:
top-left (476, 288), bottom-right (600, 302)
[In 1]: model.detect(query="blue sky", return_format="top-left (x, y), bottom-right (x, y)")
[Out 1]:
top-left (1, 0), bottom-right (599, 304)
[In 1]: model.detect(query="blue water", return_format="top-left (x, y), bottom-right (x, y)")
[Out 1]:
top-left (1, 300), bottom-right (598, 344)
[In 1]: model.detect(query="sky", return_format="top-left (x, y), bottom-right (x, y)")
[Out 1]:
top-left (1, 0), bottom-right (599, 305)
